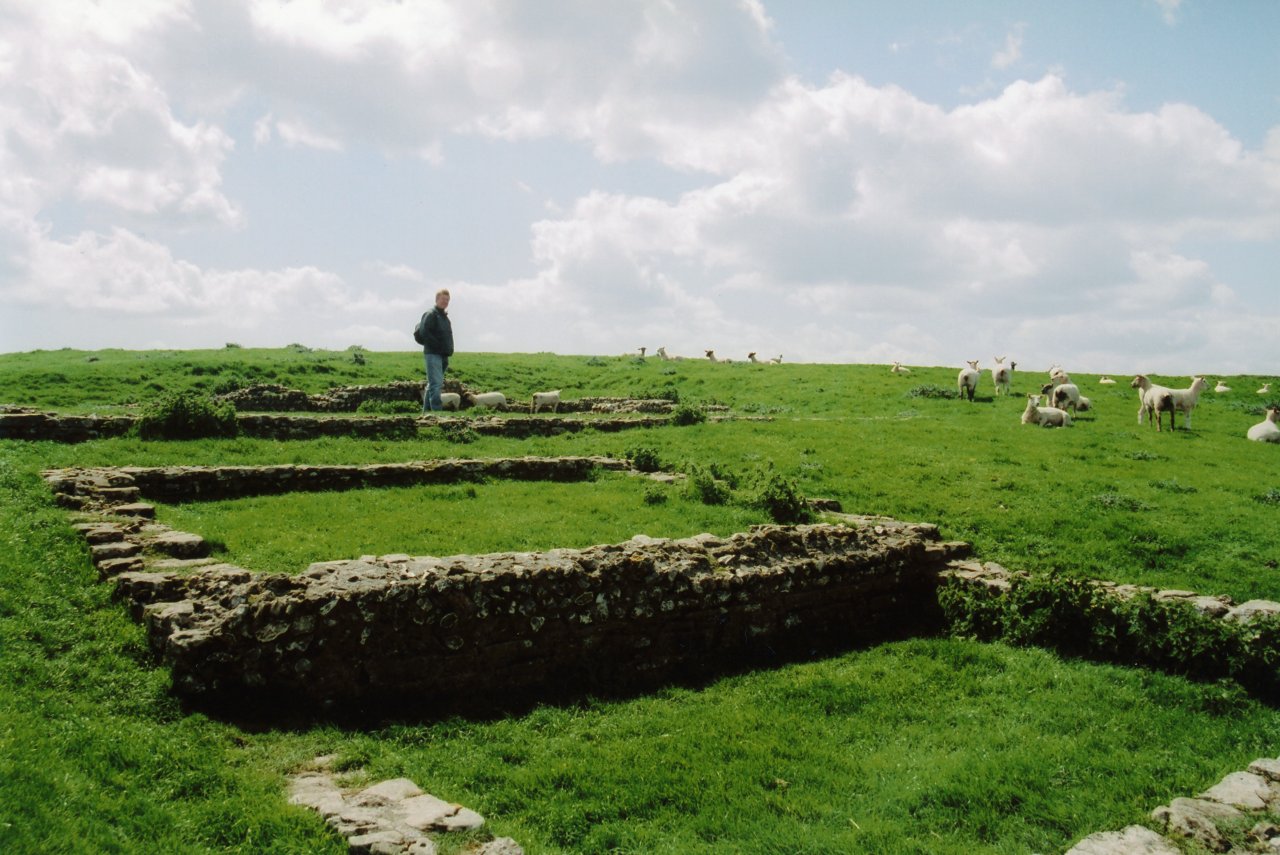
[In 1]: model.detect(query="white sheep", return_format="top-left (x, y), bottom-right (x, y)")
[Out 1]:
top-left (704, 349), bottom-right (732, 363)
top-left (1098, 376), bottom-right (1116, 385)
top-left (1130, 375), bottom-right (1177, 432)
top-left (1021, 394), bottom-right (1072, 427)
top-left (656, 346), bottom-right (682, 361)
top-left (1042, 381), bottom-right (1083, 415)
top-left (531, 390), bottom-right (561, 413)
top-left (1258, 382), bottom-right (1272, 395)
top-left (890, 361), bottom-right (912, 374)
top-left (1247, 407), bottom-right (1280, 442)
top-left (465, 391), bottom-right (507, 409)
top-left (1171, 376), bottom-right (1209, 428)
top-left (991, 356), bottom-right (1012, 395)
top-left (439, 392), bottom-right (461, 411)
top-left (769, 354), bottom-right (783, 364)
top-left (1214, 380), bottom-right (1231, 393)
top-left (957, 360), bottom-right (980, 401)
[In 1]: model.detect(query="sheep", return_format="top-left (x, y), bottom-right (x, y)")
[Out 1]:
top-left (957, 360), bottom-right (980, 401)
top-left (1259, 382), bottom-right (1272, 395)
top-left (1021, 394), bottom-right (1072, 427)
top-left (1170, 376), bottom-right (1209, 428)
top-left (890, 361), bottom-right (912, 374)
top-left (638, 346), bottom-right (647, 358)
top-left (991, 356), bottom-right (1012, 395)
top-left (768, 354), bottom-right (783, 364)
top-left (531, 390), bottom-right (561, 413)
top-left (1214, 380), bottom-right (1231, 393)
top-left (1247, 407), bottom-right (1280, 442)
top-left (465, 391), bottom-right (507, 410)
top-left (1098, 376), bottom-right (1116, 385)
top-left (439, 392), bottom-right (461, 411)
top-left (656, 346), bottom-right (683, 361)
top-left (1048, 365), bottom-right (1071, 387)
top-left (1041, 381), bottom-right (1083, 415)
top-left (1130, 375), bottom-right (1178, 432)
top-left (704, 349), bottom-right (732, 363)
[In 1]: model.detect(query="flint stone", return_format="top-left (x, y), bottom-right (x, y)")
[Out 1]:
top-left (1065, 825), bottom-right (1180, 854)
top-left (400, 793), bottom-right (485, 831)
top-left (1200, 770), bottom-right (1275, 810)
top-left (354, 778), bottom-right (424, 805)
top-left (475, 838), bottom-right (525, 855)
top-left (1249, 758), bottom-right (1280, 782)
top-left (1226, 600), bottom-right (1280, 622)
top-left (1151, 797), bottom-right (1242, 851)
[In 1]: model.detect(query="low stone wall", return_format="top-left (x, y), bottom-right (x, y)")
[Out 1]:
top-left (0, 407), bottom-right (134, 441)
top-left (114, 519), bottom-right (970, 709)
top-left (44, 456), bottom-right (628, 508)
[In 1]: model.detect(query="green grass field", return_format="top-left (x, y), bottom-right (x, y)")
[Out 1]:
top-left (2, 347), bottom-right (1278, 853)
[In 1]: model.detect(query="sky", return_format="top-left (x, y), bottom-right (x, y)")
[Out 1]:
top-left (1, 0), bottom-right (1278, 375)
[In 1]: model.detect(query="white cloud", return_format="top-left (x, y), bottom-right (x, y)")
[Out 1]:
top-left (1154, 0), bottom-right (1183, 26)
top-left (991, 23), bottom-right (1025, 70)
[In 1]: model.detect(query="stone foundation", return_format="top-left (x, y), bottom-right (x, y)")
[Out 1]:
top-left (115, 518), bottom-right (969, 709)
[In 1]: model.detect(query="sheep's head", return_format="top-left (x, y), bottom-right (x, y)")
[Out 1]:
top-left (1040, 382), bottom-right (1055, 395)
top-left (1130, 375), bottom-right (1147, 389)
top-left (1268, 408), bottom-right (1280, 423)
top-left (967, 360), bottom-right (979, 369)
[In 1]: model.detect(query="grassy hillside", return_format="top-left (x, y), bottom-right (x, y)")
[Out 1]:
top-left (2, 347), bottom-right (1278, 853)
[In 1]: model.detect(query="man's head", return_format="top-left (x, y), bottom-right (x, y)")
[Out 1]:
top-left (435, 288), bottom-right (450, 310)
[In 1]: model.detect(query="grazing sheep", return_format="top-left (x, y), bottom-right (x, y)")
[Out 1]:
top-left (1130, 375), bottom-right (1178, 432)
top-left (957, 360), bottom-right (980, 401)
top-left (1247, 407), bottom-right (1280, 442)
top-left (1259, 382), bottom-right (1272, 395)
top-left (992, 356), bottom-right (1012, 395)
top-left (1021, 394), bottom-right (1072, 427)
top-left (1214, 380), bottom-right (1231, 393)
top-left (1098, 376), bottom-right (1116, 385)
top-left (890, 361), bottom-right (912, 374)
top-left (531, 390), bottom-right (561, 413)
top-left (465, 391), bottom-right (507, 409)
top-left (439, 392), bottom-right (461, 411)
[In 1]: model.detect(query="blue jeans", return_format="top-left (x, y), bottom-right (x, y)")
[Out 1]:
top-left (423, 352), bottom-right (446, 411)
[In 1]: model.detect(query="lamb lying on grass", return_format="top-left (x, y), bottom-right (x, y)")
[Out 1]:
top-left (890, 361), bottom-right (911, 374)
top-left (1021, 394), bottom-right (1072, 427)
top-left (1098, 376), bottom-right (1116, 385)
top-left (1247, 407), bottom-right (1280, 443)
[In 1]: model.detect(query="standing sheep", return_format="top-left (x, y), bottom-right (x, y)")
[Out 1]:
top-left (1130, 375), bottom-right (1177, 432)
top-left (957, 360), bottom-right (980, 401)
top-left (1247, 408), bottom-right (1280, 442)
top-left (531, 390), bottom-right (561, 413)
top-left (992, 356), bottom-right (1013, 396)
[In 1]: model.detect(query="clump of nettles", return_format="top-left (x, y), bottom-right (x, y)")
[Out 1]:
top-left (625, 445), bottom-right (662, 473)
top-left (906, 384), bottom-right (956, 400)
top-left (683, 463), bottom-right (730, 505)
top-left (642, 484), bottom-right (668, 505)
top-left (671, 403), bottom-right (707, 426)
top-left (135, 392), bottom-right (238, 440)
top-left (437, 420), bottom-right (478, 444)
top-left (750, 467), bottom-right (814, 524)
top-left (1256, 488), bottom-right (1280, 506)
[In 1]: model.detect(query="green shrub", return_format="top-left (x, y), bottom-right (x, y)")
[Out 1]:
top-left (437, 420), bottom-right (479, 444)
top-left (940, 574), bottom-right (1280, 702)
top-left (642, 483), bottom-right (668, 505)
top-left (134, 393), bottom-right (238, 440)
top-left (634, 385), bottom-right (679, 403)
top-left (749, 467), bottom-right (814, 524)
top-left (906, 384), bottom-right (957, 399)
top-left (1091, 493), bottom-right (1150, 511)
top-left (671, 403), bottom-right (707, 426)
top-left (625, 445), bottom-right (662, 473)
top-left (683, 463), bottom-right (730, 505)
top-left (1255, 488), bottom-right (1280, 506)
top-left (356, 399), bottom-right (419, 415)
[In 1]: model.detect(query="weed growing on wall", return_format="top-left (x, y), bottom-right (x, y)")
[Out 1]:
top-left (749, 466), bottom-right (814, 524)
top-left (670, 403), bottom-right (707, 425)
top-left (355, 399), bottom-right (420, 415)
top-left (625, 445), bottom-right (662, 473)
top-left (134, 393), bottom-right (238, 440)
top-left (940, 573), bottom-right (1280, 702)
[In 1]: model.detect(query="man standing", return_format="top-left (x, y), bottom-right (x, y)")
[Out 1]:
top-left (418, 288), bottom-right (453, 413)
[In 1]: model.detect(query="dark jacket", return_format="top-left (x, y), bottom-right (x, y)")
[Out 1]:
top-left (421, 307), bottom-right (453, 356)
